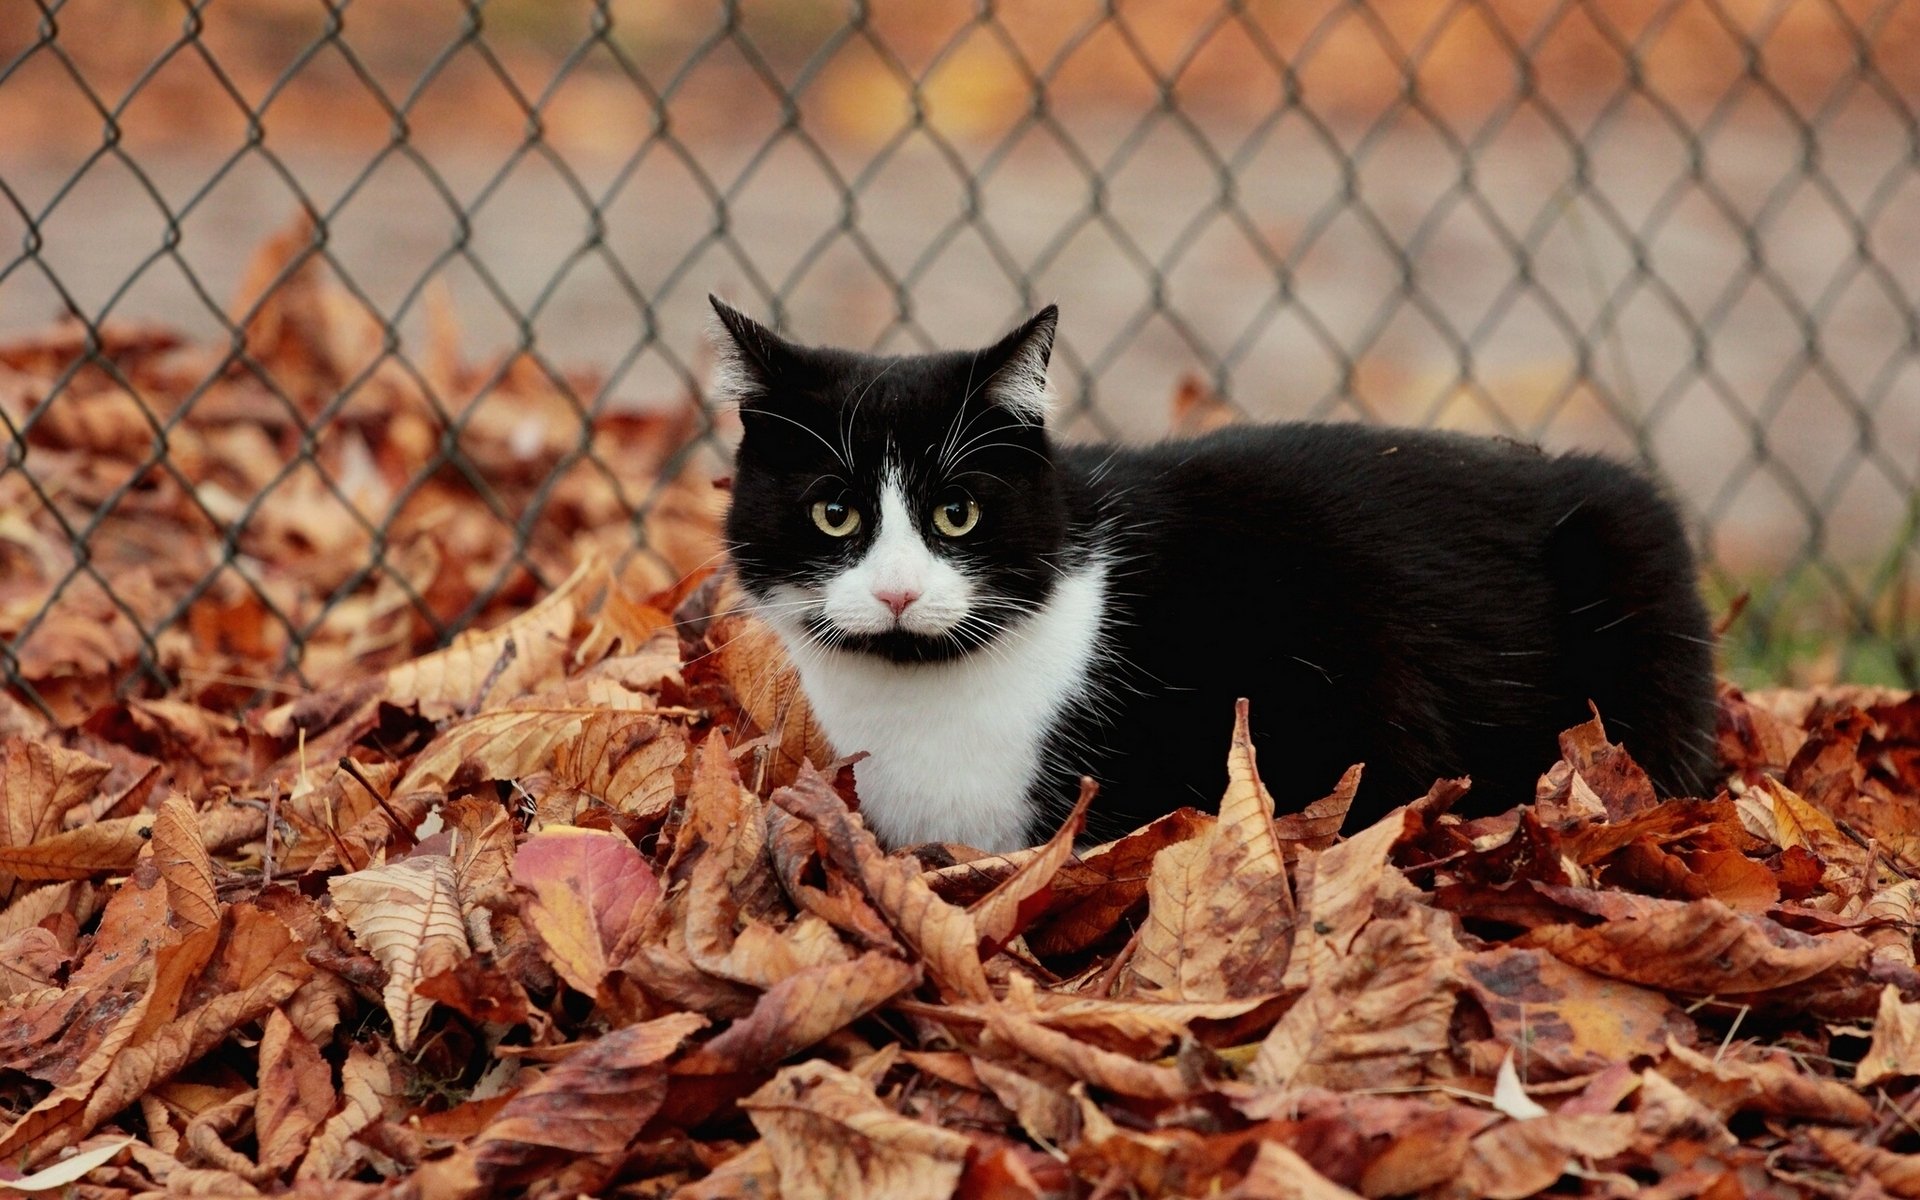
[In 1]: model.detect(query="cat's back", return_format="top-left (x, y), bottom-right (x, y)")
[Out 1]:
top-left (1054, 421), bottom-right (1716, 828)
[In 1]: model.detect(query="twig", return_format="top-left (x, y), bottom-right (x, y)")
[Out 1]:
top-left (339, 755), bottom-right (411, 843)
top-left (466, 636), bottom-right (518, 716)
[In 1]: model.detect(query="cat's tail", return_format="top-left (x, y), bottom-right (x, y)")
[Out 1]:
top-left (1545, 456), bottom-right (1720, 798)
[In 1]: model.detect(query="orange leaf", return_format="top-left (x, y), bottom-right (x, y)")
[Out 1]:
top-left (152, 794), bottom-right (218, 935)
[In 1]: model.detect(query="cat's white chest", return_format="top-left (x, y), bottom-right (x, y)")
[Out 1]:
top-left (779, 564), bottom-right (1107, 853)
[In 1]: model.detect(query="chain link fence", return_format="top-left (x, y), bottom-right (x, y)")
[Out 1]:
top-left (2, 0), bottom-right (1916, 721)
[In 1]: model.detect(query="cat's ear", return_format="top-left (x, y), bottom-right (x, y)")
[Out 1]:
top-left (707, 295), bottom-right (793, 401)
top-left (978, 304), bottom-right (1058, 424)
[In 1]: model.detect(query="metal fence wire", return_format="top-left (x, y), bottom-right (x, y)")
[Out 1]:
top-left (1, 0), bottom-right (1917, 719)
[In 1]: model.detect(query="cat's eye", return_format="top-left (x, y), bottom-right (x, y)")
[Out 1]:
top-left (810, 499), bottom-right (861, 538)
top-left (932, 497), bottom-right (980, 538)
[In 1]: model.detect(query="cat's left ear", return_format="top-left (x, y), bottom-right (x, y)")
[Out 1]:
top-left (978, 304), bottom-right (1058, 424)
top-left (707, 295), bottom-right (793, 401)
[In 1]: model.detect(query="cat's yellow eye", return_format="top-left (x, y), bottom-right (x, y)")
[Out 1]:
top-left (932, 497), bottom-right (980, 538)
top-left (810, 499), bottom-right (862, 537)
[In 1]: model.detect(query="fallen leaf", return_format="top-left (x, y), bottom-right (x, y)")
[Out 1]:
top-left (677, 952), bottom-right (918, 1074)
top-left (774, 765), bottom-right (991, 1002)
top-left (1524, 898), bottom-right (1869, 997)
top-left (1129, 701), bottom-right (1296, 1001)
top-left (456, 1011), bottom-right (707, 1194)
top-left (254, 1007), bottom-right (334, 1174)
top-left (1455, 1113), bottom-right (1635, 1200)
top-left (1807, 1127), bottom-right (1920, 1197)
top-left (513, 825), bottom-right (659, 998)
top-left (329, 854), bottom-right (471, 1050)
top-left (742, 1059), bottom-right (971, 1200)
top-left (0, 1134), bottom-right (134, 1191)
top-left (152, 793), bottom-right (219, 934)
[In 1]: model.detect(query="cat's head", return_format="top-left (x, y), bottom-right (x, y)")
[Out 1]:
top-left (714, 298), bottom-right (1070, 664)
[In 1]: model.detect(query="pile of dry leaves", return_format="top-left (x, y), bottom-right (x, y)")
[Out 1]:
top-left (5, 230), bottom-right (1920, 1200)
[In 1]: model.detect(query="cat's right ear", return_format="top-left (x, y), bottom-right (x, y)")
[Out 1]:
top-left (707, 295), bottom-right (790, 402)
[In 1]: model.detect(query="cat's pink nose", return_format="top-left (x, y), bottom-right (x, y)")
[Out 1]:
top-left (874, 589), bottom-right (919, 617)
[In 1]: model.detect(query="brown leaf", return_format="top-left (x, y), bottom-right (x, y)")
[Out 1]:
top-left (1459, 947), bottom-right (1694, 1075)
top-left (295, 1042), bottom-right (403, 1183)
top-left (0, 926), bottom-right (69, 997)
top-left (741, 1059), bottom-right (971, 1200)
top-left (2, 737), bottom-right (112, 853)
top-left (329, 854), bottom-right (471, 1050)
top-left (1523, 898), bottom-right (1870, 996)
top-left (34, 905), bottom-right (312, 1164)
top-left (1222, 1140), bottom-right (1365, 1200)
top-left (1662, 1037), bottom-right (1873, 1124)
top-left (707, 587), bottom-right (834, 790)
top-left (1455, 1113), bottom-right (1636, 1200)
top-left (1807, 1127), bottom-right (1920, 1198)
top-left (0, 813), bottom-right (156, 884)
top-left (1129, 701), bottom-right (1296, 1001)
top-left (1556, 708), bottom-right (1663, 814)
top-left (513, 825), bottom-right (659, 998)
top-left (774, 765), bottom-right (991, 1001)
top-left (980, 1001), bottom-right (1193, 1100)
top-left (262, 561), bottom-right (585, 738)
top-left (1858, 984), bottom-right (1920, 1087)
top-left (968, 777), bottom-right (1093, 950)
top-left (400, 699), bottom-right (672, 803)
top-left (1274, 764), bottom-right (1359, 855)
top-left (1249, 898), bottom-right (1461, 1090)
top-left (416, 955), bottom-right (533, 1028)
top-left (458, 1012), bottom-right (706, 1192)
top-left (972, 1057), bottom-right (1077, 1146)
top-left (152, 794), bottom-right (218, 935)
top-left (255, 1008), bottom-right (335, 1174)
top-left (677, 952), bottom-right (918, 1074)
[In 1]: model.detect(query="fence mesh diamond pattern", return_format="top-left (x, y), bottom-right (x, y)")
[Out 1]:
top-left (1, 0), bottom-right (1916, 721)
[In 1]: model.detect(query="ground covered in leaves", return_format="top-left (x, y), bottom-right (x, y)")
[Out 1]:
top-left (7, 235), bottom-right (1920, 1199)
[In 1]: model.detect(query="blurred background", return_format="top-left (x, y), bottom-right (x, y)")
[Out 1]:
top-left (1, 0), bottom-right (1916, 710)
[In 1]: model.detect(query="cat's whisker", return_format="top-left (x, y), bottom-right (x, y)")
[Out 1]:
top-left (947, 438), bottom-right (1052, 472)
top-left (746, 407), bottom-right (851, 471)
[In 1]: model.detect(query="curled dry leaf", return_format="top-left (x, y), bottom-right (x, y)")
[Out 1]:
top-left (447, 1011), bottom-right (707, 1196)
top-left (1858, 983), bottom-right (1920, 1087)
top-left (677, 952), bottom-right (918, 1075)
top-left (1459, 947), bottom-right (1693, 1075)
top-left (1249, 897), bottom-right (1461, 1090)
top-left (1524, 898), bottom-right (1869, 997)
top-left (1807, 1127), bottom-right (1920, 1198)
top-left (1128, 701), bottom-right (1296, 1001)
top-left (254, 1008), bottom-right (335, 1175)
top-left (1661, 1036), bottom-right (1873, 1125)
top-left (705, 582), bottom-right (834, 790)
top-left (296, 1042), bottom-right (403, 1184)
top-left (968, 776), bottom-right (1094, 951)
top-left (329, 854), bottom-right (471, 1051)
top-left (0, 812), bottom-right (156, 885)
top-left (741, 1059), bottom-right (971, 1200)
top-left (152, 793), bottom-right (219, 934)
top-left (775, 764), bottom-right (992, 1002)
top-left (1222, 1140), bottom-right (1365, 1200)
top-left (1454, 1113), bottom-right (1636, 1200)
top-left (2, 737), bottom-right (112, 855)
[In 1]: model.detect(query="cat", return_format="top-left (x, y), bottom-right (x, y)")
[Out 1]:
top-left (713, 298), bottom-right (1719, 853)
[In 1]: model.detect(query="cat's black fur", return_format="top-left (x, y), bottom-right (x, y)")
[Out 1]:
top-left (719, 300), bottom-right (1719, 844)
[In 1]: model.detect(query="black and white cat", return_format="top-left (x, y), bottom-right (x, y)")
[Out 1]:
top-left (714, 299), bottom-right (1719, 852)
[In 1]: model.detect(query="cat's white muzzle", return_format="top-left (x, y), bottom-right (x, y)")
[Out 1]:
top-left (818, 475), bottom-right (974, 639)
